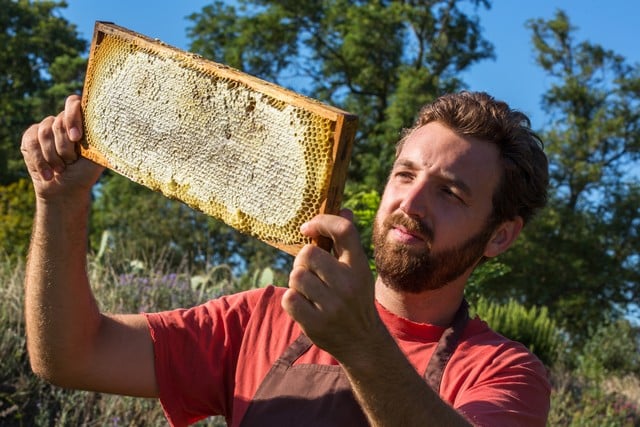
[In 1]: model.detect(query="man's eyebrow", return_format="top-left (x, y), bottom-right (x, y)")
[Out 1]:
top-left (392, 158), bottom-right (474, 198)
top-left (392, 158), bottom-right (418, 169)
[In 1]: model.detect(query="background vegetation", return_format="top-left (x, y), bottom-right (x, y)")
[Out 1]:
top-left (1, 0), bottom-right (638, 425)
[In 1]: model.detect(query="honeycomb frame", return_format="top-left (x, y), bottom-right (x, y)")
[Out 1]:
top-left (80, 22), bottom-right (357, 256)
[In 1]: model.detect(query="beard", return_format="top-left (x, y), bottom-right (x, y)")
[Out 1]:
top-left (372, 211), bottom-right (495, 293)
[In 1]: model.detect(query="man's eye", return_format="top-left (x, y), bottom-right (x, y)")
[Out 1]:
top-left (442, 187), bottom-right (463, 202)
top-left (394, 171), bottom-right (413, 180)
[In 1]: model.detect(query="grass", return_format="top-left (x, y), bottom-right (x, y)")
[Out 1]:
top-left (0, 254), bottom-right (226, 426)
top-left (1, 254), bottom-right (639, 426)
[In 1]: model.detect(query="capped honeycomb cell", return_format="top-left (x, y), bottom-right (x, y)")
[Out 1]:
top-left (80, 22), bottom-right (357, 255)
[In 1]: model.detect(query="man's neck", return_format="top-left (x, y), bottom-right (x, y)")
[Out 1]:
top-left (374, 278), bottom-right (466, 326)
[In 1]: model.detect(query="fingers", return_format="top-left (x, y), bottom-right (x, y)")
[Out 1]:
top-left (285, 245), bottom-right (342, 326)
top-left (301, 214), bottom-right (365, 265)
top-left (282, 269), bottom-right (322, 321)
top-left (53, 111), bottom-right (80, 164)
top-left (292, 244), bottom-right (342, 292)
top-left (293, 214), bottom-right (370, 298)
top-left (285, 213), bottom-right (377, 356)
top-left (282, 265), bottom-right (343, 341)
top-left (64, 94), bottom-right (83, 142)
top-left (22, 123), bottom-right (54, 181)
top-left (281, 287), bottom-right (320, 327)
top-left (287, 236), bottom-right (369, 315)
top-left (288, 261), bottom-right (334, 306)
top-left (21, 95), bottom-right (83, 182)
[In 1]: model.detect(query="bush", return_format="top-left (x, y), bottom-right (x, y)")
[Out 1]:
top-left (577, 319), bottom-right (640, 380)
top-left (0, 179), bottom-right (35, 260)
top-left (342, 188), bottom-right (380, 259)
top-left (0, 255), bottom-right (229, 426)
top-left (549, 374), bottom-right (640, 426)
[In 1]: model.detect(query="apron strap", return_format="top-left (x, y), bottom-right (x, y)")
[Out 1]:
top-left (278, 333), bottom-right (313, 366)
top-left (424, 300), bottom-right (470, 393)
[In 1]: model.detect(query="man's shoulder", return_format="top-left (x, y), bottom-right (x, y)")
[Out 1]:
top-left (461, 316), bottom-right (546, 368)
top-left (216, 285), bottom-right (291, 323)
top-left (217, 284), bottom-right (287, 308)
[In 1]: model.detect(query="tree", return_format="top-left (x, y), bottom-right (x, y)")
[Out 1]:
top-left (479, 10), bottom-right (640, 340)
top-left (0, 0), bottom-right (87, 185)
top-left (162, 0), bottom-right (495, 266)
top-left (187, 0), bottom-right (494, 193)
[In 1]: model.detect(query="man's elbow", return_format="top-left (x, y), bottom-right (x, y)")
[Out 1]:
top-left (27, 344), bottom-right (82, 388)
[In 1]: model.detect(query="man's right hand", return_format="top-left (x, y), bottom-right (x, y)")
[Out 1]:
top-left (21, 94), bottom-right (104, 200)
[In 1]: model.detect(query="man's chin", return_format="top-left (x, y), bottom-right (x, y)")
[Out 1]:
top-left (383, 236), bottom-right (430, 257)
top-left (378, 270), bottom-right (444, 294)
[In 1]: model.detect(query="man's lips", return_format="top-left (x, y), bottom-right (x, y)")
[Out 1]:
top-left (390, 225), bottom-right (425, 243)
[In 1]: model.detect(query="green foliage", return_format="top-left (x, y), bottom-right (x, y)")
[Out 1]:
top-left (472, 297), bottom-right (562, 367)
top-left (90, 173), bottom-right (292, 274)
top-left (187, 0), bottom-right (494, 192)
top-left (0, 178), bottom-right (34, 259)
top-left (479, 10), bottom-right (640, 342)
top-left (342, 188), bottom-right (380, 258)
top-left (577, 319), bottom-right (640, 380)
top-left (549, 379), bottom-right (640, 427)
top-left (0, 0), bottom-right (86, 184)
top-left (0, 254), bottom-right (234, 426)
top-left (464, 259), bottom-right (511, 304)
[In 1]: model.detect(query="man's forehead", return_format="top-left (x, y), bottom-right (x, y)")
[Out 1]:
top-left (397, 124), bottom-right (473, 162)
top-left (399, 122), bottom-right (498, 160)
top-left (394, 122), bottom-right (501, 195)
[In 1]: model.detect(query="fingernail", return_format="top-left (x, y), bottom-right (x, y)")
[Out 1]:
top-left (300, 222), bottom-right (309, 232)
top-left (69, 127), bottom-right (81, 141)
top-left (42, 168), bottom-right (53, 181)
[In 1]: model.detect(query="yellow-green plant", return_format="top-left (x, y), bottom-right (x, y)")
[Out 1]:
top-left (0, 179), bottom-right (35, 260)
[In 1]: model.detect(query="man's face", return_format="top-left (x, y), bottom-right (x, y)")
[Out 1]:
top-left (373, 121), bottom-right (501, 293)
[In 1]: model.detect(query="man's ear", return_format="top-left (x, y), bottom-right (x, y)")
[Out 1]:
top-left (484, 216), bottom-right (524, 258)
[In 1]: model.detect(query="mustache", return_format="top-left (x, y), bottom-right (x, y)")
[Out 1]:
top-left (383, 212), bottom-right (434, 243)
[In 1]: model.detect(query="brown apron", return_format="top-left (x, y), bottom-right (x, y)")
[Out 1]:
top-left (239, 301), bottom-right (469, 426)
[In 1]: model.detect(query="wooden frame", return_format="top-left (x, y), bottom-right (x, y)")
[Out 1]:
top-left (80, 22), bottom-right (357, 255)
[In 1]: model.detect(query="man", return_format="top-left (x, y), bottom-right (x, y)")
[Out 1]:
top-left (21, 91), bottom-right (551, 426)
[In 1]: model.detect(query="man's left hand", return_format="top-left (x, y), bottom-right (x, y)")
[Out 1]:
top-left (282, 211), bottom-right (382, 360)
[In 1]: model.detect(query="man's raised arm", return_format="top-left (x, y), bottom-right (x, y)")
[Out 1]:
top-left (21, 95), bottom-right (158, 397)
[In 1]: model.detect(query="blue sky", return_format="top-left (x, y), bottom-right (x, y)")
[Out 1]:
top-left (59, 0), bottom-right (639, 129)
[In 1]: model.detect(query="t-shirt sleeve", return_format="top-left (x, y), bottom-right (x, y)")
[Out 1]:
top-left (453, 343), bottom-right (551, 427)
top-left (144, 289), bottom-right (261, 426)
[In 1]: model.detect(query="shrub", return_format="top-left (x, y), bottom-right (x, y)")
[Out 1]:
top-left (0, 179), bottom-right (35, 260)
top-left (342, 188), bottom-right (380, 259)
top-left (577, 319), bottom-right (640, 380)
top-left (0, 254), bottom-right (229, 426)
top-left (549, 374), bottom-right (640, 426)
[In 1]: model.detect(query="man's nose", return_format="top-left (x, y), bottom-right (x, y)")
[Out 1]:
top-left (399, 181), bottom-right (430, 218)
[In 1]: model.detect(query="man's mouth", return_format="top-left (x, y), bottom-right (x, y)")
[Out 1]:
top-left (380, 211), bottom-right (434, 248)
top-left (390, 224), bottom-right (426, 244)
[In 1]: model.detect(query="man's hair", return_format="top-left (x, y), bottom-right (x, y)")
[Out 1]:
top-left (397, 91), bottom-right (549, 227)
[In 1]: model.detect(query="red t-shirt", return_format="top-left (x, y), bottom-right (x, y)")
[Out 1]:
top-left (144, 286), bottom-right (550, 426)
